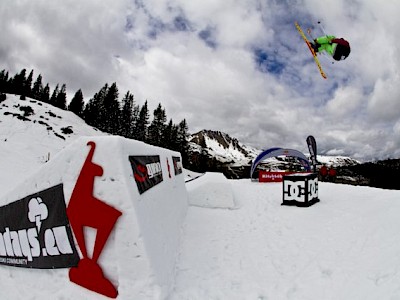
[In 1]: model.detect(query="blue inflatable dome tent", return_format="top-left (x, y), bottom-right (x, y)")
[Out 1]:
top-left (250, 148), bottom-right (311, 179)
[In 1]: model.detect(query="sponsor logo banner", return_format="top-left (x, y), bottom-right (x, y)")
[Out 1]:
top-left (259, 171), bottom-right (311, 182)
top-left (129, 155), bottom-right (163, 194)
top-left (0, 184), bottom-right (79, 269)
top-left (172, 156), bottom-right (183, 176)
top-left (259, 171), bottom-right (285, 182)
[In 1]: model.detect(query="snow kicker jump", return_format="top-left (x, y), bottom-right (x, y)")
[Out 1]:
top-left (0, 136), bottom-right (188, 299)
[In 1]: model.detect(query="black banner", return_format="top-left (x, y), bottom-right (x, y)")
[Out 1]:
top-left (0, 184), bottom-right (79, 269)
top-left (129, 155), bottom-right (163, 194)
top-left (172, 156), bottom-right (183, 176)
top-left (306, 135), bottom-right (318, 172)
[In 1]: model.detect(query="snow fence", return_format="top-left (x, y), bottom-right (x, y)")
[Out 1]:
top-left (0, 136), bottom-right (188, 299)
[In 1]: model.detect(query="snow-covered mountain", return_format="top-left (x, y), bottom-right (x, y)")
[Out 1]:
top-left (188, 129), bottom-right (360, 174)
top-left (189, 130), bottom-right (259, 164)
top-left (317, 154), bottom-right (360, 167)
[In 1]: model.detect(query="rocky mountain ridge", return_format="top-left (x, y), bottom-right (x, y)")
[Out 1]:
top-left (187, 129), bottom-right (360, 179)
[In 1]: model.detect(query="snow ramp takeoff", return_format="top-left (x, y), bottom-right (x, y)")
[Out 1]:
top-left (0, 136), bottom-right (188, 299)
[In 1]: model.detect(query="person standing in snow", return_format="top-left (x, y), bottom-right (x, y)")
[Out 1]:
top-left (319, 164), bottom-right (328, 181)
top-left (328, 167), bottom-right (337, 182)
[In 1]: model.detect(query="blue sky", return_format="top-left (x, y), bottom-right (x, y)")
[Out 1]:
top-left (1, 0), bottom-right (400, 161)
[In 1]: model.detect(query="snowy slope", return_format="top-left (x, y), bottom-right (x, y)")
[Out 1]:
top-left (173, 179), bottom-right (400, 300)
top-left (1, 95), bottom-right (400, 299)
top-left (0, 94), bottom-right (106, 197)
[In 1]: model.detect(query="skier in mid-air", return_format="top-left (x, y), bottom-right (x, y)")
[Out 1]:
top-left (295, 21), bottom-right (350, 78)
top-left (310, 35), bottom-right (351, 61)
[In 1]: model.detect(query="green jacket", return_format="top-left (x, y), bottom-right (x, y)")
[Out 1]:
top-left (315, 35), bottom-right (337, 56)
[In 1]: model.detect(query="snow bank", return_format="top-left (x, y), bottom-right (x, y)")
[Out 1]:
top-left (186, 172), bottom-right (236, 209)
top-left (0, 136), bottom-right (188, 299)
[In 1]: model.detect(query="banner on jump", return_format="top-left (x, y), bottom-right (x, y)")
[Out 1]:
top-left (129, 155), bottom-right (164, 194)
top-left (172, 156), bottom-right (183, 176)
top-left (0, 184), bottom-right (79, 269)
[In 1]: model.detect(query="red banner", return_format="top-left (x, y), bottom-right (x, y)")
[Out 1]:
top-left (259, 171), bottom-right (287, 182)
top-left (259, 171), bottom-right (312, 182)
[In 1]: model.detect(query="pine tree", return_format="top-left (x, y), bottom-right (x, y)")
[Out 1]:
top-left (131, 104), bottom-right (140, 139)
top-left (68, 89), bottom-right (84, 117)
top-left (10, 69), bottom-right (27, 95)
top-left (83, 83), bottom-right (108, 128)
top-left (136, 100), bottom-right (149, 142)
top-left (32, 74), bottom-right (43, 100)
top-left (102, 82), bottom-right (120, 134)
top-left (176, 119), bottom-right (190, 164)
top-left (0, 69), bottom-right (9, 93)
top-left (120, 91), bottom-right (136, 138)
top-left (49, 84), bottom-right (59, 105)
top-left (0, 69), bottom-right (6, 81)
top-left (82, 97), bottom-right (98, 127)
top-left (41, 84), bottom-right (50, 103)
top-left (55, 84), bottom-right (67, 109)
top-left (162, 119), bottom-right (180, 150)
top-left (24, 70), bottom-right (34, 98)
top-left (148, 103), bottom-right (167, 146)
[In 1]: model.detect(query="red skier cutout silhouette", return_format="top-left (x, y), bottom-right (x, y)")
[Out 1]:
top-left (67, 141), bottom-right (122, 298)
top-left (167, 158), bottom-right (172, 178)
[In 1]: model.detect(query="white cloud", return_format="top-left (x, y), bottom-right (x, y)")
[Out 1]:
top-left (368, 75), bottom-right (400, 121)
top-left (326, 86), bottom-right (363, 117)
top-left (1, 0), bottom-right (400, 160)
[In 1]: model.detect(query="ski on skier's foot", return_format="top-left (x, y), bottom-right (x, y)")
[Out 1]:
top-left (295, 21), bottom-right (327, 79)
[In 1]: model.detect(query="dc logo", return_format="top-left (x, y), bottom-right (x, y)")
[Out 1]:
top-left (284, 181), bottom-right (304, 202)
top-left (282, 173), bottom-right (319, 207)
top-left (308, 178), bottom-right (318, 199)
